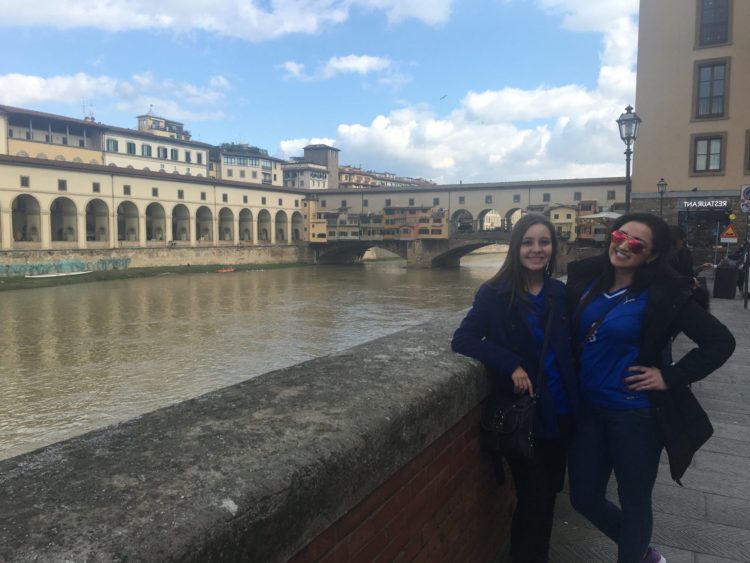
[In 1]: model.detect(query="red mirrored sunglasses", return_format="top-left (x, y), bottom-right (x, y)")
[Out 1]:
top-left (610, 230), bottom-right (646, 254)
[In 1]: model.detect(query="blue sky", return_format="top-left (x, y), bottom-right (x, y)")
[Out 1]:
top-left (0, 0), bottom-right (639, 183)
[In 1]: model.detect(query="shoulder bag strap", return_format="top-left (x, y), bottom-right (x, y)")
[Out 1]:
top-left (535, 297), bottom-right (555, 399)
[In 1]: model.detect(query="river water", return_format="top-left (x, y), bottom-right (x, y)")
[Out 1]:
top-left (0, 253), bottom-right (504, 460)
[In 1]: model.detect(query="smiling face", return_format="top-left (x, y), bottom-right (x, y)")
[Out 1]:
top-left (608, 220), bottom-right (656, 271)
top-left (519, 223), bottom-right (553, 274)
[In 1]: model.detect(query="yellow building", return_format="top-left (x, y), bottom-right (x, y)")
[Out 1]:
top-left (209, 144), bottom-right (285, 187)
top-left (283, 161), bottom-right (329, 189)
top-left (633, 0), bottom-right (748, 244)
top-left (549, 205), bottom-right (578, 242)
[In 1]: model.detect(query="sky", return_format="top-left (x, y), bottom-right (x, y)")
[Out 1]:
top-left (0, 0), bottom-right (639, 184)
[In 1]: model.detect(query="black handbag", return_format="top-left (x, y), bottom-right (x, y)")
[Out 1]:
top-left (480, 393), bottom-right (537, 458)
top-left (480, 298), bottom-right (554, 460)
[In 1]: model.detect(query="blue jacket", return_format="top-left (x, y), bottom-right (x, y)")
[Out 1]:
top-left (451, 278), bottom-right (579, 438)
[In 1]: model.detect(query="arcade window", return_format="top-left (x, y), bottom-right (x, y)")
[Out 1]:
top-left (178, 190), bottom-right (184, 200)
top-left (363, 199), bottom-right (369, 207)
top-left (58, 179), bottom-right (67, 191)
top-left (222, 194), bottom-right (228, 203)
top-left (607, 190), bottom-right (616, 200)
top-left (574, 192), bottom-right (582, 201)
top-left (433, 197), bottom-right (440, 206)
top-left (694, 59), bottom-right (728, 119)
top-left (201, 192), bottom-right (206, 201)
top-left (243, 195), bottom-right (248, 204)
top-left (152, 188), bottom-right (159, 197)
top-left (92, 182), bottom-right (101, 193)
top-left (385, 199), bottom-right (391, 206)
top-left (123, 185), bottom-right (131, 195)
top-left (278, 198), bottom-right (283, 206)
top-left (262, 197), bottom-right (267, 205)
top-left (513, 194), bottom-right (521, 203)
top-left (341, 200), bottom-right (347, 208)
top-left (20, 175), bottom-right (30, 188)
top-left (543, 193), bottom-right (550, 203)
top-left (696, 0), bottom-right (730, 47)
top-left (485, 195), bottom-right (493, 204)
top-left (409, 198), bottom-right (415, 206)
top-left (691, 133), bottom-right (726, 174)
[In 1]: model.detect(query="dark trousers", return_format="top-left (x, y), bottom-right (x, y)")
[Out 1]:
top-left (568, 405), bottom-right (663, 563)
top-left (505, 416), bottom-right (571, 563)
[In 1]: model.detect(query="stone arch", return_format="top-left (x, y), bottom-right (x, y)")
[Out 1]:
top-left (89, 159), bottom-right (99, 165)
top-left (85, 198), bottom-right (110, 242)
top-left (476, 208), bottom-right (510, 231)
top-left (11, 194), bottom-right (41, 243)
top-left (172, 204), bottom-right (190, 241)
top-left (143, 167), bottom-right (151, 172)
top-left (36, 153), bottom-right (48, 160)
top-left (257, 209), bottom-right (272, 242)
top-left (146, 202), bottom-right (166, 241)
top-left (16, 150), bottom-right (29, 157)
top-left (219, 207), bottom-right (234, 241)
top-left (50, 197), bottom-right (78, 242)
top-left (55, 155), bottom-right (66, 161)
top-left (239, 209), bottom-right (253, 242)
top-left (504, 208), bottom-right (524, 231)
top-left (196, 206), bottom-right (213, 241)
top-left (117, 201), bottom-right (139, 242)
top-left (291, 211), bottom-right (303, 241)
top-left (73, 157), bottom-right (83, 163)
top-left (275, 210), bottom-right (288, 242)
top-left (450, 209), bottom-right (474, 235)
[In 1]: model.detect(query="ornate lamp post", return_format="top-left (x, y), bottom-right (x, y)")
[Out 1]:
top-left (657, 177), bottom-right (667, 217)
top-left (617, 105), bottom-right (642, 213)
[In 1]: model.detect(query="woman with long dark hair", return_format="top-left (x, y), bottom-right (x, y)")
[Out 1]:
top-left (452, 213), bottom-right (579, 563)
top-left (566, 212), bottom-right (735, 563)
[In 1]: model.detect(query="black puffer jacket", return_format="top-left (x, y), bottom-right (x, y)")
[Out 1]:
top-left (567, 255), bottom-right (736, 482)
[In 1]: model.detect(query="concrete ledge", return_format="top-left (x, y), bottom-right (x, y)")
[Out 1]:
top-left (0, 313), bottom-right (489, 562)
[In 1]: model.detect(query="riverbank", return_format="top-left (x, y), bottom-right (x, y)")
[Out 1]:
top-left (0, 262), bottom-right (309, 292)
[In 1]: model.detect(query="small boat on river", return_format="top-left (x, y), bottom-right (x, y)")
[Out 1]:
top-left (24, 270), bottom-right (93, 279)
top-left (216, 267), bottom-right (236, 273)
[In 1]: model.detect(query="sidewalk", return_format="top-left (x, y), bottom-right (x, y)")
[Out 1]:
top-left (551, 290), bottom-right (750, 562)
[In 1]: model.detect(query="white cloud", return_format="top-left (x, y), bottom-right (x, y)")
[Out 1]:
top-left (282, 54), bottom-right (394, 82)
top-left (0, 72), bottom-right (228, 122)
top-left (283, 1), bottom-right (640, 183)
top-left (0, 0), bottom-right (452, 41)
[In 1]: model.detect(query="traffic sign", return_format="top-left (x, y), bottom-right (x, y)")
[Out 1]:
top-left (720, 223), bottom-right (738, 244)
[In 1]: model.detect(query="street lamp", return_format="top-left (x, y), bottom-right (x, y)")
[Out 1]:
top-left (657, 177), bottom-right (667, 217)
top-left (617, 105), bottom-right (641, 213)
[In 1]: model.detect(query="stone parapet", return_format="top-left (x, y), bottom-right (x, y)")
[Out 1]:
top-left (0, 315), bottom-right (509, 562)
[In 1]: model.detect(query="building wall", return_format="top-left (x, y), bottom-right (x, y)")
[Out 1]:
top-left (0, 158), bottom-right (308, 250)
top-left (634, 0), bottom-right (750, 194)
top-left (102, 132), bottom-right (209, 176)
top-left (9, 139), bottom-right (103, 165)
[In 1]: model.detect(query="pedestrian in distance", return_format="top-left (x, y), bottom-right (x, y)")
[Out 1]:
top-left (451, 213), bottom-right (579, 563)
top-left (566, 212), bottom-right (735, 563)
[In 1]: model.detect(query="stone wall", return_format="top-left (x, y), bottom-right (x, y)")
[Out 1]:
top-left (0, 244), bottom-right (313, 277)
top-left (0, 315), bottom-right (513, 562)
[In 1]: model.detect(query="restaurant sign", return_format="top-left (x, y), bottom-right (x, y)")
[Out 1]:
top-left (681, 199), bottom-right (730, 209)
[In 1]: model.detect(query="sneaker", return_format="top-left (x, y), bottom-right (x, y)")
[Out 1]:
top-left (642, 547), bottom-right (666, 563)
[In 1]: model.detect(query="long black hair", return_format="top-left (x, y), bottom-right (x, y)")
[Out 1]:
top-left (487, 213), bottom-right (557, 302)
top-left (585, 212), bottom-right (672, 299)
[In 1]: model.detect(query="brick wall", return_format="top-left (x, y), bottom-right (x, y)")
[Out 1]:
top-left (289, 406), bottom-right (515, 563)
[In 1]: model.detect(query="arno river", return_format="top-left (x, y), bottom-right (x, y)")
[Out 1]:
top-left (0, 252), bottom-right (504, 460)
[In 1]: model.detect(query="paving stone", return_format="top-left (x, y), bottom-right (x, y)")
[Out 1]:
top-left (705, 493), bottom-right (750, 531)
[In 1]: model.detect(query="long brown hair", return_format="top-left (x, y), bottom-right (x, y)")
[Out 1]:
top-left (487, 213), bottom-right (557, 303)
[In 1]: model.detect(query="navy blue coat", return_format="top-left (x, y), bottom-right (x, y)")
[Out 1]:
top-left (451, 278), bottom-right (579, 438)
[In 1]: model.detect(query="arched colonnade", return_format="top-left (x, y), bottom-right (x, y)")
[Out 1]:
top-left (2, 194), bottom-right (305, 250)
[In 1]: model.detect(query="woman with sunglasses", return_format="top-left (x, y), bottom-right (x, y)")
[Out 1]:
top-left (452, 213), bottom-right (579, 563)
top-left (566, 212), bottom-right (735, 563)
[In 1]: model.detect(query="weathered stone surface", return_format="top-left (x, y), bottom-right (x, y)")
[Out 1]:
top-left (0, 313), bottom-right (489, 562)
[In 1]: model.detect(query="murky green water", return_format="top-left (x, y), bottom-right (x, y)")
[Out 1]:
top-left (0, 254), bottom-right (504, 460)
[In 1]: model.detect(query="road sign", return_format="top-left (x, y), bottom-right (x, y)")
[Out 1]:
top-left (720, 223), bottom-right (738, 244)
top-left (742, 185), bottom-right (750, 213)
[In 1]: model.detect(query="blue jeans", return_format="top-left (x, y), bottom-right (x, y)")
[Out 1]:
top-left (568, 405), bottom-right (664, 563)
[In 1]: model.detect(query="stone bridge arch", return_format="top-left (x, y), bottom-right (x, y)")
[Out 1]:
top-left (316, 240), bottom-right (408, 265)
